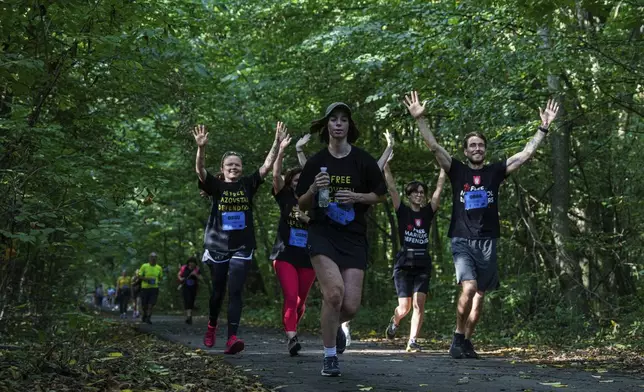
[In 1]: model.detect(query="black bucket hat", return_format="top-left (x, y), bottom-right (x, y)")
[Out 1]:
top-left (309, 102), bottom-right (359, 144)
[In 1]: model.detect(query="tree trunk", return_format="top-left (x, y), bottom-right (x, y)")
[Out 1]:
top-left (540, 27), bottom-right (585, 310)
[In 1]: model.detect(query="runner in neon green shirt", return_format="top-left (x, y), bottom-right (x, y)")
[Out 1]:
top-left (138, 252), bottom-right (163, 323)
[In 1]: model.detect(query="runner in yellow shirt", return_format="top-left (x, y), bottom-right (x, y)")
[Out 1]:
top-left (138, 252), bottom-right (163, 324)
top-left (116, 270), bottom-right (131, 319)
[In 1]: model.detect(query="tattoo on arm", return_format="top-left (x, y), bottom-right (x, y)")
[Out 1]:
top-left (260, 139), bottom-right (280, 176)
top-left (506, 129), bottom-right (547, 172)
top-left (417, 117), bottom-right (452, 171)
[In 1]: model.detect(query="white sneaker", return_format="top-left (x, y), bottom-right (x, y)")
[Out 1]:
top-left (341, 322), bottom-right (351, 347)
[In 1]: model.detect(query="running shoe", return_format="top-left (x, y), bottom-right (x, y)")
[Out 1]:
top-left (449, 333), bottom-right (465, 359)
top-left (336, 326), bottom-right (347, 354)
top-left (406, 341), bottom-right (422, 353)
top-left (288, 336), bottom-right (301, 356)
top-left (385, 316), bottom-right (398, 340)
top-left (224, 335), bottom-right (245, 354)
top-left (203, 322), bottom-right (216, 348)
top-left (463, 339), bottom-right (480, 359)
top-left (321, 355), bottom-right (341, 377)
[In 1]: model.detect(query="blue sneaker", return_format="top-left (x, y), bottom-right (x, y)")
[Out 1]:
top-left (321, 356), bottom-right (341, 377)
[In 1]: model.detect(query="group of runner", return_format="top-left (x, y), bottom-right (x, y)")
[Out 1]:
top-left (192, 90), bottom-right (560, 376)
top-left (107, 252), bottom-right (167, 324)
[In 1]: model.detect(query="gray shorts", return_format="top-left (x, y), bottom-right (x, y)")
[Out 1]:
top-left (451, 237), bottom-right (499, 292)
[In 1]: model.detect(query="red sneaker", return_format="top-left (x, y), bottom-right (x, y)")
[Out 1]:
top-left (203, 322), bottom-right (216, 348)
top-left (224, 335), bottom-right (245, 354)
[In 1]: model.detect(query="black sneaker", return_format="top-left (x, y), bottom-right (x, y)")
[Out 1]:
top-left (463, 339), bottom-right (480, 359)
top-left (288, 336), bottom-right (301, 356)
top-left (185, 317), bottom-right (192, 325)
top-left (336, 326), bottom-right (347, 354)
top-left (406, 341), bottom-right (422, 352)
top-left (145, 316), bottom-right (152, 324)
top-left (449, 333), bottom-right (465, 359)
top-left (321, 355), bottom-right (341, 377)
top-left (385, 316), bottom-right (398, 340)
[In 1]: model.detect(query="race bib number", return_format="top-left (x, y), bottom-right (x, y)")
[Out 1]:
top-left (288, 228), bottom-right (308, 248)
top-left (326, 203), bottom-right (355, 225)
top-left (186, 279), bottom-right (195, 287)
top-left (464, 190), bottom-right (488, 210)
top-left (147, 278), bottom-right (156, 285)
top-left (222, 211), bottom-right (246, 231)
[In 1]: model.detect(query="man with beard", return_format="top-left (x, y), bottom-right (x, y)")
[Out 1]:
top-left (403, 91), bottom-right (559, 359)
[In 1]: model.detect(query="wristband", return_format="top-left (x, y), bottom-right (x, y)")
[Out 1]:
top-left (296, 149), bottom-right (303, 153)
top-left (538, 125), bottom-right (549, 134)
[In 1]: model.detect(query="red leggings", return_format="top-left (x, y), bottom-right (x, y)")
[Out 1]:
top-left (273, 260), bottom-right (316, 333)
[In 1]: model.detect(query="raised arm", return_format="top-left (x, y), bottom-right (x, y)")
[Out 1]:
top-left (272, 133), bottom-right (292, 194)
top-left (404, 91), bottom-right (452, 172)
top-left (259, 121), bottom-right (287, 178)
top-left (193, 125), bottom-right (209, 183)
top-left (295, 133), bottom-right (311, 168)
top-left (377, 130), bottom-right (395, 171)
top-left (383, 158), bottom-right (401, 210)
top-left (429, 168), bottom-right (446, 212)
top-left (505, 99), bottom-right (560, 175)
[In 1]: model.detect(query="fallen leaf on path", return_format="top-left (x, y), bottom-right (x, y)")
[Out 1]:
top-left (539, 382), bottom-right (567, 388)
top-left (599, 380), bottom-right (614, 383)
top-left (596, 368), bottom-right (608, 373)
top-left (457, 376), bottom-right (469, 385)
top-left (419, 384), bottom-right (428, 386)
top-left (359, 388), bottom-right (373, 391)
top-left (108, 352), bottom-right (123, 357)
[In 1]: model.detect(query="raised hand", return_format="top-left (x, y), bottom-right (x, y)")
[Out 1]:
top-left (275, 121), bottom-right (287, 142)
top-left (193, 125), bottom-right (209, 147)
top-left (296, 133), bottom-right (311, 150)
top-left (539, 99), bottom-right (560, 128)
top-left (279, 134), bottom-right (292, 151)
top-left (384, 130), bottom-right (395, 148)
top-left (403, 91), bottom-right (426, 119)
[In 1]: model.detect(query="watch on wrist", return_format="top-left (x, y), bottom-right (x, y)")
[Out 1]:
top-left (538, 125), bottom-right (549, 134)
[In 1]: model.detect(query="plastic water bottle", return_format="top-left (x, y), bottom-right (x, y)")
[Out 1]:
top-left (318, 167), bottom-right (330, 208)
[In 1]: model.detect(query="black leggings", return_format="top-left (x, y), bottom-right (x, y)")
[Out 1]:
top-left (182, 285), bottom-right (198, 310)
top-left (208, 258), bottom-right (250, 338)
top-left (118, 289), bottom-right (130, 314)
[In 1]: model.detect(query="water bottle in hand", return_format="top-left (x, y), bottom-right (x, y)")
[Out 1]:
top-left (318, 167), bottom-right (329, 208)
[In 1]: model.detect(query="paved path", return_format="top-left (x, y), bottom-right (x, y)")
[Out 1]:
top-left (131, 315), bottom-right (642, 392)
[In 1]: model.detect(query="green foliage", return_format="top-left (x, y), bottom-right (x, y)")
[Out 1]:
top-left (1, 0), bottom-right (642, 348)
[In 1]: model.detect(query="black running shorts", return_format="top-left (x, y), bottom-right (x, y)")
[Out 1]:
top-left (307, 224), bottom-right (368, 270)
top-left (393, 268), bottom-right (430, 297)
top-left (140, 287), bottom-right (159, 307)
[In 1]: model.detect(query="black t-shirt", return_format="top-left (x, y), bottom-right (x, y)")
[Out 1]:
top-left (447, 158), bottom-right (507, 239)
top-left (396, 203), bottom-right (435, 250)
top-left (296, 146), bottom-right (387, 236)
top-left (198, 170), bottom-right (263, 251)
top-left (269, 187), bottom-right (311, 268)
